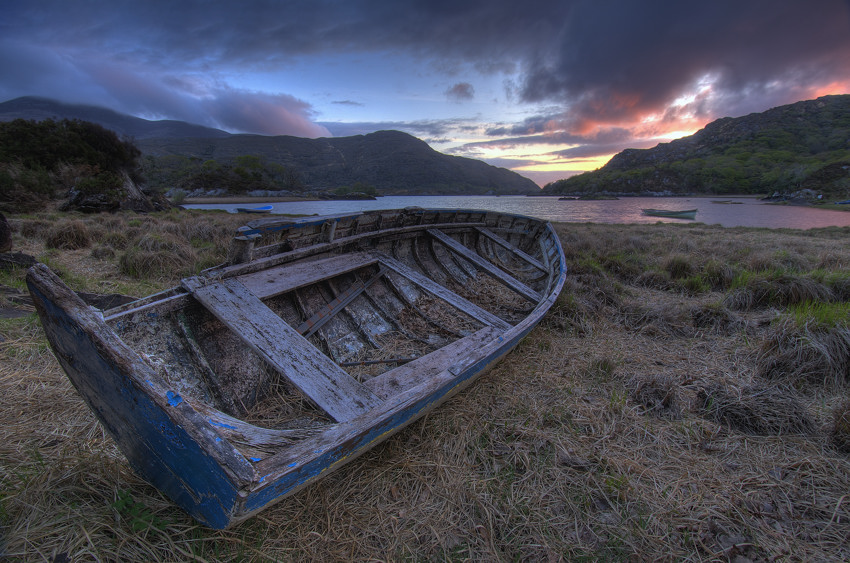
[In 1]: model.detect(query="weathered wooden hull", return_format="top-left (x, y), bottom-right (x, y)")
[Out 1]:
top-left (27, 208), bottom-right (566, 528)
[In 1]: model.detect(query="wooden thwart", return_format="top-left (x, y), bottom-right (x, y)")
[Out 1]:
top-left (184, 277), bottom-right (382, 422)
top-left (427, 229), bottom-right (541, 303)
top-left (236, 252), bottom-right (380, 299)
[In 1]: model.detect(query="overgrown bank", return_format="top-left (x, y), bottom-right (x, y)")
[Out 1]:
top-left (1, 212), bottom-right (849, 561)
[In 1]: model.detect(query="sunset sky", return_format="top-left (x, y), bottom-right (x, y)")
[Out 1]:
top-left (1, 0), bottom-right (849, 186)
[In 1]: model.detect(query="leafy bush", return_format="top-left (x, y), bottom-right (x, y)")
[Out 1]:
top-left (0, 119), bottom-right (141, 210)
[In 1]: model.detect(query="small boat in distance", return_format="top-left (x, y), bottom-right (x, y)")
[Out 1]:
top-left (27, 208), bottom-right (566, 528)
top-left (235, 205), bottom-right (274, 213)
top-left (642, 208), bottom-right (698, 220)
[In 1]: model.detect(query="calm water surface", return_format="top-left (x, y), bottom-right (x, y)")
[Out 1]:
top-left (185, 196), bottom-right (850, 230)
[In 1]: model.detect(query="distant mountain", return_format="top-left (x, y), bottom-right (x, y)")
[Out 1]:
top-left (135, 130), bottom-right (538, 194)
top-left (0, 96), bottom-right (539, 195)
top-left (542, 94), bottom-right (850, 197)
top-left (0, 96), bottom-right (230, 139)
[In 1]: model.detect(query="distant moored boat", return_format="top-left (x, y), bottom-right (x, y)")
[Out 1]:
top-left (642, 208), bottom-right (697, 220)
top-left (235, 205), bottom-right (274, 213)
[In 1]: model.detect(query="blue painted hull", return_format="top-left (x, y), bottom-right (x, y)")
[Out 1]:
top-left (235, 205), bottom-right (274, 213)
top-left (27, 208), bottom-right (566, 528)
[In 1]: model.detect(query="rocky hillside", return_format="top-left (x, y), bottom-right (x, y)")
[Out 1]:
top-left (0, 97), bottom-right (539, 196)
top-left (543, 95), bottom-right (850, 198)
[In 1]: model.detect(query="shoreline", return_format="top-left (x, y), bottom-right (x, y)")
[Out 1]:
top-left (183, 196), bottom-right (320, 204)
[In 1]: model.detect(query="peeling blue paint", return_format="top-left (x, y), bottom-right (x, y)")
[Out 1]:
top-left (166, 390), bottom-right (183, 406)
top-left (250, 457), bottom-right (262, 462)
top-left (209, 419), bottom-right (237, 430)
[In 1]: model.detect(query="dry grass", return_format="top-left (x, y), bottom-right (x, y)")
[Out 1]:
top-left (2, 214), bottom-right (850, 561)
top-left (757, 317), bottom-right (850, 387)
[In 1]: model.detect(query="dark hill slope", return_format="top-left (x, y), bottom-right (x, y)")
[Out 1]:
top-left (135, 130), bottom-right (538, 194)
top-left (543, 95), bottom-right (850, 196)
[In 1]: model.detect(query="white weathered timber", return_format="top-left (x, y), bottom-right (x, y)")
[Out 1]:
top-left (427, 229), bottom-right (542, 303)
top-left (372, 252), bottom-right (513, 331)
top-left (184, 277), bottom-right (382, 422)
top-left (365, 326), bottom-right (499, 399)
top-left (475, 227), bottom-right (546, 271)
top-left (236, 252), bottom-right (379, 299)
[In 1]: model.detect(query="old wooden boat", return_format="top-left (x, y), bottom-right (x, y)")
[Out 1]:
top-left (26, 208), bottom-right (566, 529)
top-left (642, 208), bottom-right (697, 219)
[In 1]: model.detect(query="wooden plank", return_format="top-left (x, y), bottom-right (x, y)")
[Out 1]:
top-left (184, 277), bottom-right (382, 422)
top-left (476, 227), bottom-right (546, 271)
top-left (365, 326), bottom-right (500, 399)
top-left (235, 252), bottom-right (379, 299)
top-left (296, 265), bottom-right (389, 337)
top-left (427, 229), bottom-right (542, 303)
top-left (372, 252), bottom-right (512, 331)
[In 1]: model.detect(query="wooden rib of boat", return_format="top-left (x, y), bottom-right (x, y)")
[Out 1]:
top-left (642, 208), bottom-right (698, 219)
top-left (26, 208), bottom-right (566, 529)
top-left (235, 205), bottom-right (274, 214)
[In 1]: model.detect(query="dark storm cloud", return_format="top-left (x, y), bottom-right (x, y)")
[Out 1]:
top-left (445, 83), bottom-right (475, 102)
top-left (1, 0), bottom-right (848, 139)
top-left (519, 0), bottom-right (850, 128)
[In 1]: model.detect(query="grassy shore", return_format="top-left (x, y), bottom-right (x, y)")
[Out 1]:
top-left (1, 210), bottom-right (849, 561)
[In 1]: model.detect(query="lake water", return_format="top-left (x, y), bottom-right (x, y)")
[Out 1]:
top-left (184, 195), bottom-right (850, 230)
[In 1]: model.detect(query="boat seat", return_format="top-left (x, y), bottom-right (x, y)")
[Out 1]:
top-left (183, 276), bottom-right (383, 423)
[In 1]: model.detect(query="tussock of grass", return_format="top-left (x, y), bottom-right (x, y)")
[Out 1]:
top-left (119, 233), bottom-right (198, 279)
top-left (695, 380), bottom-right (817, 435)
top-left (757, 316), bottom-right (850, 387)
top-left (724, 272), bottom-right (833, 310)
top-left (627, 373), bottom-right (678, 416)
top-left (45, 220), bottom-right (91, 250)
top-left (634, 268), bottom-right (672, 290)
top-left (701, 258), bottom-right (735, 290)
top-left (663, 254), bottom-right (693, 280)
top-left (831, 398), bottom-right (850, 452)
top-left (619, 302), bottom-right (693, 337)
top-left (690, 302), bottom-right (745, 334)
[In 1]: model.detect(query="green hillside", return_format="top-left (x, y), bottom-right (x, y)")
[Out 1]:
top-left (543, 95), bottom-right (850, 199)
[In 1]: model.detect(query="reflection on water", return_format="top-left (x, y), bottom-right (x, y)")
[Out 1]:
top-left (185, 196), bottom-right (850, 230)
